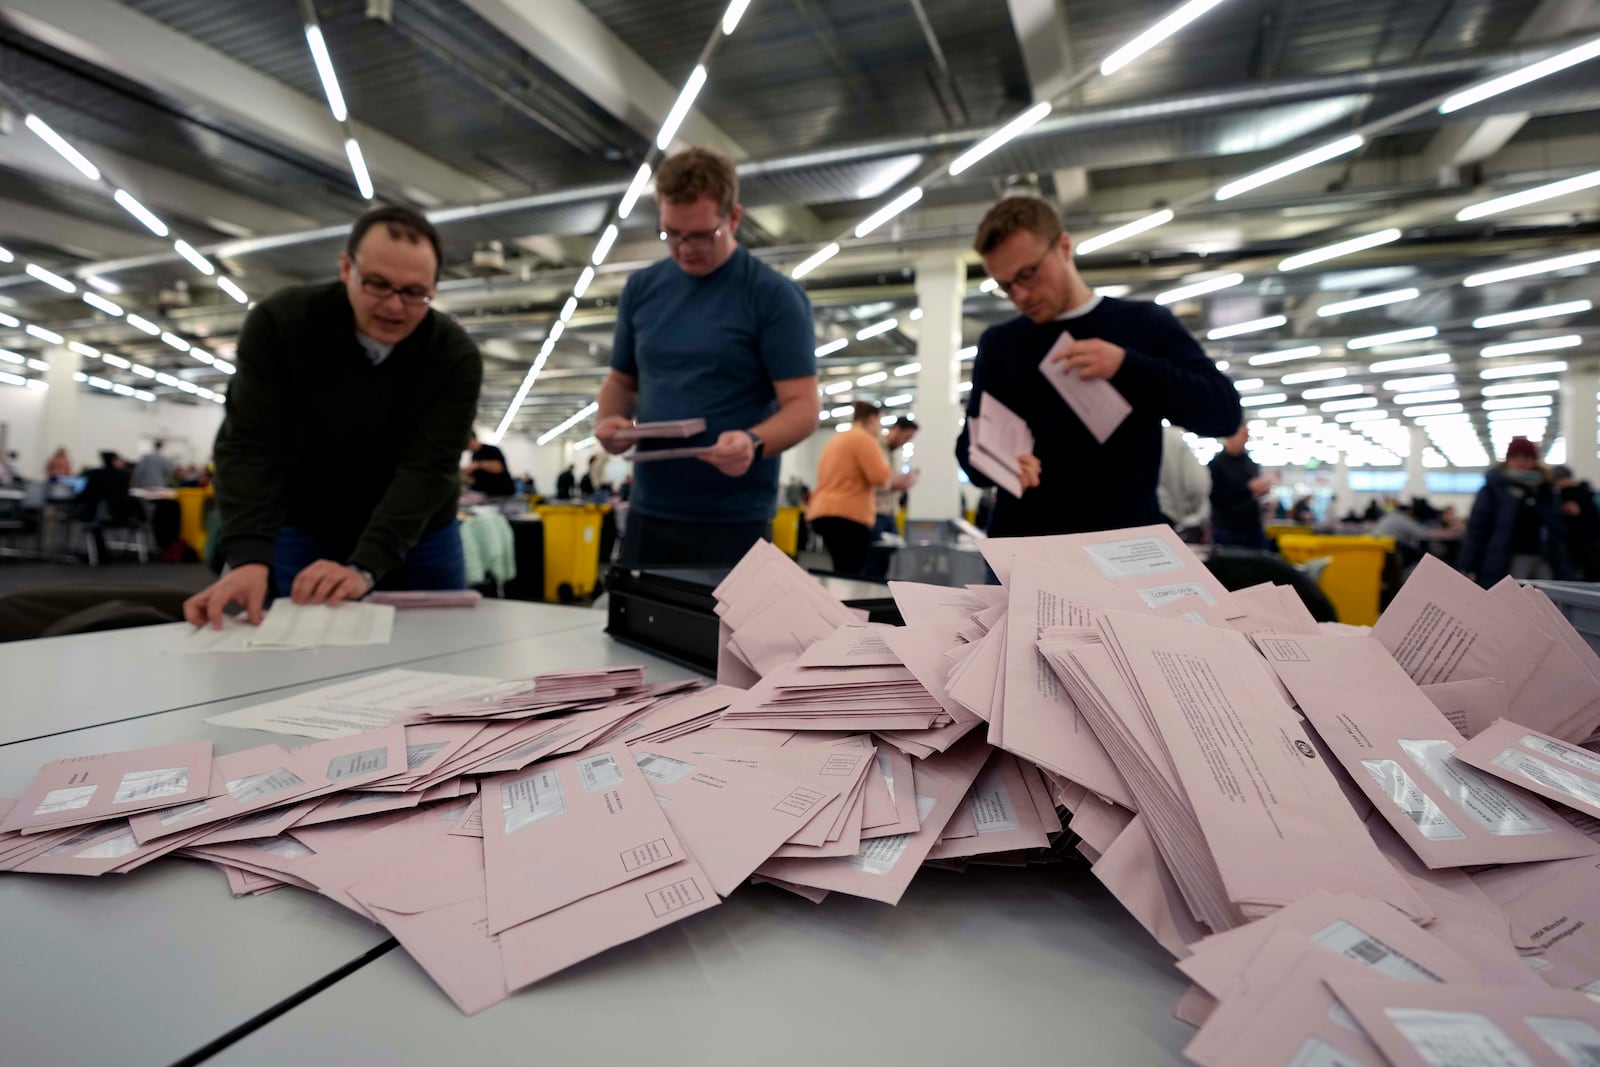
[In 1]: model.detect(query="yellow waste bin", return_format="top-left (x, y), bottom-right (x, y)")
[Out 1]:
top-left (176, 486), bottom-right (213, 558)
top-left (535, 504), bottom-right (605, 603)
top-left (1266, 523), bottom-right (1314, 544)
top-left (1277, 534), bottom-right (1395, 626)
top-left (772, 506), bottom-right (802, 557)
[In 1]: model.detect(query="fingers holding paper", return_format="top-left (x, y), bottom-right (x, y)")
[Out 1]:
top-left (699, 430), bottom-right (756, 478)
top-left (1051, 338), bottom-right (1126, 381)
top-left (290, 560), bottom-right (373, 607)
top-left (1018, 454), bottom-right (1042, 491)
top-left (183, 563), bottom-right (269, 630)
top-left (595, 414), bottom-right (635, 455)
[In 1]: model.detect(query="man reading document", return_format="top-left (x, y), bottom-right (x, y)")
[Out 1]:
top-left (956, 197), bottom-right (1239, 537)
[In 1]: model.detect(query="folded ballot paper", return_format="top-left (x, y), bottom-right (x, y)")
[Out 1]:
top-left (180, 601), bottom-right (396, 653)
top-left (12, 528), bottom-right (1600, 1041)
top-left (966, 391), bottom-right (1033, 498)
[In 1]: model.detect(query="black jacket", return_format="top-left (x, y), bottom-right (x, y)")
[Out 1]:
top-left (214, 282), bottom-right (482, 581)
top-left (1458, 467), bottom-right (1574, 586)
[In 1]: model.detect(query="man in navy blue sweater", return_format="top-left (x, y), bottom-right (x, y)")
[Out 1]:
top-left (955, 197), bottom-right (1241, 538)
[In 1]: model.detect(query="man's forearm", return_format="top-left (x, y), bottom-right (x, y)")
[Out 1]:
top-left (598, 374), bottom-right (637, 421)
top-left (750, 392), bottom-right (821, 455)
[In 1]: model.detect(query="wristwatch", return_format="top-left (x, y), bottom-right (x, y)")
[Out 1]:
top-left (743, 429), bottom-right (765, 462)
top-left (350, 565), bottom-right (376, 592)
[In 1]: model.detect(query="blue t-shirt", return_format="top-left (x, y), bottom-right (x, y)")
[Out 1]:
top-left (611, 246), bottom-right (815, 523)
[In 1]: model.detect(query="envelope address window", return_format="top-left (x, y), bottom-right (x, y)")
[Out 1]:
top-left (502, 769), bottom-right (566, 833)
top-left (226, 768), bottom-right (307, 805)
top-left (578, 753), bottom-right (625, 793)
top-left (33, 785), bottom-right (97, 816)
top-left (404, 741), bottom-right (448, 770)
top-left (1520, 734), bottom-right (1600, 777)
top-left (1385, 1009), bottom-right (1527, 1065)
top-left (1312, 920), bottom-right (1442, 983)
top-left (634, 752), bottom-right (696, 785)
top-left (968, 766), bottom-right (1020, 834)
top-left (1399, 739), bottom-right (1550, 836)
top-left (1523, 1015), bottom-right (1600, 1064)
top-left (113, 767), bottom-right (190, 804)
top-left (326, 747), bottom-right (388, 780)
top-left (1360, 759), bottom-right (1465, 841)
top-left (1083, 536), bottom-right (1184, 578)
top-left (1491, 749), bottom-right (1600, 809)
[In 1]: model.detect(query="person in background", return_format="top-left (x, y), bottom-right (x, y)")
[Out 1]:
top-left (0, 450), bottom-right (19, 485)
top-left (1458, 437), bottom-right (1574, 586)
top-left (1373, 503), bottom-right (1433, 571)
top-left (1156, 425), bottom-right (1210, 543)
top-left (463, 430), bottom-right (515, 498)
top-left (872, 416), bottom-right (920, 541)
top-left (131, 439), bottom-right (173, 491)
top-left (1289, 497), bottom-right (1314, 525)
top-left (596, 146), bottom-right (819, 565)
top-left (183, 204), bottom-right (482, 628)
top-left (1552, 464), bottom-right (1600, 580)
top-left (1208, 424), bottom-right (1272, 550)
top-left (45, 447), bottom-right (72, 480)
top-left (807, 402), bottom-right (913, 576)
top-left (556, 465), bottom-right (576, 500)
top-left (955, 197), bottom-right (1240, 537)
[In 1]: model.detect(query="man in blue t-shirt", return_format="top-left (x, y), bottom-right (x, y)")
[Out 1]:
top-left (597, 146), bottom-right (820, 566)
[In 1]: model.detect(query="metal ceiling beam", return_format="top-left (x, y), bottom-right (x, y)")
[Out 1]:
top-left (1005, 0), bottom-right (1089, 210)
top-left (0, 0), bottom-right (501, 206)
top-left (0, 196), bottom-right (162, 260)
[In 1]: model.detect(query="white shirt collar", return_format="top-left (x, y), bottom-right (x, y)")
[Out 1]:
top-left (1053, 292), bottom-right (1104, 321)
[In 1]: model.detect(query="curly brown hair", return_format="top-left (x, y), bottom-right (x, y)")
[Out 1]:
top-left (655, 147), bottom-right (739, 214)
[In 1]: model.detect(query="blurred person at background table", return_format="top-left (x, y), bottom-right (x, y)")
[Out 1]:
top-left (1458, 437), bottom-right (1574, 586)
top-left (955, 197), bottom-right (1240, 537)
top-left (463, 429), bottom-right (515, 499)
top-left (45, 447), bottom-right (72, 480)
top-left (1156, 425), bottom-right (1210, 543)
top-left (184, 205), bottom-right (481, 629)
top-left (595, 146), bottom-right (819, 566)
top-left (0, 450), bottom-right (20, 485)
top-left (131, 440), bottom-right (173, 491)
top-left (556, 465), bottom-right (576, 500)
top-left (1552, 464), bottom-right (1600, 581)
top-left (1208, 424), bottom-right (1272, 550)
top-left (807, 402), bottom-right (913, 576)
top-left (872, 416), bottom-right (920, 542)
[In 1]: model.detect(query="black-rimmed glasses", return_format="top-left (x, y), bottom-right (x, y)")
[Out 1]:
top-left (352, 263), bottom-right (434, 306)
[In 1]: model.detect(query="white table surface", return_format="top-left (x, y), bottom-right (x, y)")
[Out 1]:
top-left (0, 599), bottom-right (604, 747)
top-left (1, 606), bottom-right (1192, 1067)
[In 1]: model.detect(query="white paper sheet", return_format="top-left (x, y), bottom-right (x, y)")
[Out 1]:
top-left (205, 669), bottom-right (517, 739)
top-left (180, 602), bottom-right (396, 654)
top-left (1038, 332), bottom-right (1131, 444)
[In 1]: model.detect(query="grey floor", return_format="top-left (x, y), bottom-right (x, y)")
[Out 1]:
top-left (0, 559), bottom-right (215, 596)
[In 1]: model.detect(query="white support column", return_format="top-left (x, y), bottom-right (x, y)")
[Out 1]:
top-left (41, 345), bottom-right (80, 464)
top-left (908, 251), bottom-right (965, 521)
top-left (1404, 427), bottom-right (1428, 500)
top-left (1561, 370), bottom-right (1600, 482)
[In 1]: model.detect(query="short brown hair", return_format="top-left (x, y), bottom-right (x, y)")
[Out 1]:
top-left (347, 204), bottom-right (444, 279)
top-left (852, 401), bottom-right (882, 423)
top-left (974, 196), bottom-right (1062, 255)
top-left (655, 147), bottom-right (739, 215)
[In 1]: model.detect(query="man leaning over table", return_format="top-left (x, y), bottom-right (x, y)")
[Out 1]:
top-left (184, 204), bottom-right (482, 628)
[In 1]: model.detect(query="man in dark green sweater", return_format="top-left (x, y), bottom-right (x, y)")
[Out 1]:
top-left (184, 205), bottom-right (482, 629)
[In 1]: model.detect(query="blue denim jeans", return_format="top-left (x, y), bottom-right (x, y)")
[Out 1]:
top-left (271, 522), bottom-right (467, 597)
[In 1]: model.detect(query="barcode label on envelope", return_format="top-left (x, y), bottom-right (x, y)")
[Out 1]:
top-left (113, 767), bottom-right (190, 804)
top-left (1520, 734), bottom-right (1600, 777)
top-left (1362, 759), bottom-right (1466, 840)
top-left (34, 785), bottom-right (96, 816)
top-left (1312, 920), bottom-right (1441, 982)
top-left (578, 753), bottom-right (625, 793)
top-left (1400, 738), bottom-right (1550, 836)
top-left (1083, 537), bottom-right (1184, 578)
top-left (1387, 1009), bottom-right (1528, 1067)
top-left (226, 768), bottom-right (306, 805)
top-left (501, 769), bottom-right (566, 833)
top-left (634, 752), bottom-right (695, 784)
top-left (326, 748), bottom-right (387, 780)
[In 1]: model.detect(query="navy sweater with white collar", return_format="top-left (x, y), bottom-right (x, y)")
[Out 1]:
top-left (955, 296), bottom-right (1241, 538)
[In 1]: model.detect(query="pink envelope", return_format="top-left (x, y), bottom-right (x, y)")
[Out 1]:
top-left (1452, 718), bottom-right (1600, 821)
top-left (1497, 860), bottom-right (1600, 993)
top-left (656, 741), bottom-right (873, 849)
top-left (1, 740), bottom-right (213, 834)
top-left (13, 817), bottom-right (215, 876)
top-left (480, 744), bottom-right (685, 933)
top-left (1420, 677), bottom-right (1508, 739)
top-left (926, 752), bottom-right (1050, 860)
top-left (129, 744), bottom-right (325, 842)
top-left (1090, 814), bottom-right (1207, 959)
top-left (1326, 976), bottom-right (1600, 1067)
top-left (978, 523), bottom-right (1233, 612)
top-left (289, 800), bottom-right (477, 917)
top-left (1261, 634), bottom-right (1598, 868)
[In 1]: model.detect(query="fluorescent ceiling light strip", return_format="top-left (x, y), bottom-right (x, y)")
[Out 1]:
top-left (1300, 384), bottom-right (1363, 399)
top-left (1479, 335), bottom-right (1581, 358)
top-left (1481, 379), bottom-right (1560, 397)
top-left (1368, 352), bottom-right (1451, 372)
top-left (1216, 134), bottom-right (1363, 201)
top-left (0, 349), bottom-right (20, 364)
top-left (344, 139), bottom-right (374, 200)
top-left (84, 275), bottom-right (120, 294)
top-left (815, 338), bottom-right (848, 357)
top-left (1463, 250), bottom-right (1600, 288)
top-left (591, 225), bottom-right (619, 266)
top-left (1482, 395), bottom-right (1554, 411)
top-left (1316, 288), bottom-right (1419, 317)
top-left (792, 243), bottom-right (839, 280)
top-left (24, 264), bottom-right (76, 294)
top-left (125, 314), bottom-right (160, 336)
top-left (1207, 315), bottom-right (1285, 339)
top-left (856, 371), bottom-right (888, 386)
top-left (67, 341), bottom-right (99, 358)
top-left (213, 359), bottom-right (236, 375)
top-left (884, 394), bottom-right (912, 406)
top-left (1232, 378), bottom-right (1265, 390)
top-left (854, 187), bottom-right (923, 238)
top-left (1472, 300), bottom-right (1591, 329)
top-left (1348, 326), bottom-right (1437, 349)
top-left (0, 311), bottom-right (19, 328)
top-left (537, 402), bottom-right (600, 446)
top-left (1457, 170), bottom-right (1600, 221)
top-left (547, 321), bottom-right (565, 345)
top-left (946, 102), bottom-right (1052, 176)
top-left (1280, 367), bottom-right (1345, 384)
top-left (1381, 374), bottom-right (1454, 391)
top-left (895, 362), bottom-right (921, 376)
top-left (1319, 397), bottom-right (1378, 412)
top-left (1403, 403), bottom-right (1465, 417)
top-left (82, 292), bottom-right (124, 316)
top-left (721, 0), bottom-right (753, 34)
top-left (617, 165), bottom-right (653, 220)
top-left (1154, 272), bottom-right (1243, 305)
top-left (1391, 389), bottom-right (1460, 405)
top-left (559, 297), bottom-right (577, 323)
top-left (1240, 393), bottom-right (1290, 407)
top-left (0, 244), bottom-right (12, 263)
top-left (112, 190), bottom-right (169, 237)
top-left (100, 354), bottom-right (131, 368)
top-left (1440, 35), bottom-right (1600, 115)
top-left (655, 65), bottom-right (708, 151)
top-left (24, 324), bottom-right (64, 344)
top-left (24, 114), bottom-right (100, 180)
top-left (1075, 209), bottom-right (1174, 255)
top-left (160, 332), bottom-right (190, 352)
top-left (131, 364), bottom-right (155, 378)
top-left (823, 380), bottom-right (852, 395)
top-left (1100, 0), bottom-right (1231, 75)
top-left (189, 348), bottom-right (214, 365)
top-left (173, 240), bottom-right (215, 276)
top-left (217, 277), bottom-right (250, 305)
top-left (1258, 405), bottom-right (1308, 418)
top-left (1247, 345), bottom-right (1323, 366)
top-left (1335, 409), bottom-right (1390, 423)
top-left (1279, 228), bottom-right (1401, 272)
top-left (303, 25), bottom-right (348, 122)
top-left (573, 266), bottom-right (595, 299)
top-left (959, 346), bottom-right (978, 360)
top-left (856, 318), bottom-right (898, 341)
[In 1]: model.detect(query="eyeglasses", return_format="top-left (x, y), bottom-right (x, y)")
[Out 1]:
top-left (352, 263), bottom-right (433, 306)
top-left (659, 224), bottom-right (725, 251)
top-left (990, 246), bottom-right (1056, 297)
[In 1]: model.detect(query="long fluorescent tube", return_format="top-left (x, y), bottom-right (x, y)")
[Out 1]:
top-left (24, 114), bottom-right (100, 180)
top-left (537, 402), bottom-right (600, 446)
top-left (1301, 384), bottom-right (1362, 399)
top-left (159, 332), bottom-right (190, 352)
top-left (84, 274), bottom-right (120, 294)
top-left (573, 266), bottom-right (595, 299)
top-left (1240, 393), bottom-right (1290, 407)
top-left (947, 102), bottom-right (1052, 176)
top-left (1403, 403), bottom-right (1464, 417)
top-left (0, 311), bottom-right (18, 328)
top-left (591, 224), bottom-right (619, 266)
top-left (82, 292), bottom-right (124, 317)
top-left (815, 339), bottom-right (848, 357)
top-left (100, 353), bottom-right (131, 369)
top-left (722, 0), bottom-right (753, 35)
top-left (1392, 389), bottom-right (1460, 405)
top-left (895, 362), bottom-right (921, 376)
top-left (1208, 315), bottom-right (1286, 340)
top-left (1348, 326), bottom-right (1437, 349)
top-left (1480, 335), bottom-right (1580, 358)
top-left (560, 297), bottom-right (577, 323)
top-left (856, 319), bottom-right (898, 341)
top-left (1247, 345), bottom-right (1323, 366)
top-left (0, 350), bottom-right (21, 364)
top-left (1336, 409), bottom-right (1393, 423)
top-left (1368, 352), bottom-right (1451, 373)
top-left (884, 394), bottom-right (912, 406)
top-left (1481, 379), bottom-right (1561, 397)
top-left (112, 190), bottom-right (169, 237)
top-left (1440, 35), bottom-right (1600, 114)
top-left (547, 321), bottom-right (565, 345)
top-left (823, 380), bottom-right (853, 395)
top-left (1100, 0), bottom-right (1231, 76)
top-left (655, 65), bottom-right (708, 151)
top-left (1458, 170), bottom-right (1600, 221)
top-left (617, 165), bottom-right (653, 220)
top-left (854, 187), bottom-right (923, 238)
top-left (1320, 397), bottom-right (1378, 412)
top-left (173, 240), bottom-right (215, 276)
top-left (304, 25), bottom-right (348, 122)
top-left (1480, 360), bottom-right (1568, 380)
top-left (1259, 405), bottom-right (1309, 418)
top-left (25, 264), bottom-right (76, 294)
top-left (1281, 367), bottom-right (1346, 384)
top-left (792, 243), bottom-right (839, 280)
top-left (959, 345), bottom-right (978, 360)
top-left (67, 341), bottom-right (100, 358)
top-left (1473, 301), bottom-right (1592, 330)
top-left (856, 371), bottom-right (888, 386)
top-left (25, 324), bottom-right (64, 344)
top-left (189, 348), bottom-right (214, 365)
top-left (217, 277), bottom-right (250, 304)
top-left (1483, 395), bottom-right (1555, 411)
top-left (1155, 273), bottom-right (1243, 305)
top-left (0, 244), bottom-right (12, 263)
top-left (1279, 228), bottom-right (1401, 272)
top-left (125, 313), bottom-right (161, 336)
top-left (1316, 288), bottom-right (1419, 317)
top-left (344, 139), bottom-right (374, 200)
top-left (1232, 378), bottom-right (1265, 390)
top-left (1075, 209), bottom-right (1175, 255)
top-left (1216, 134), bottom-right (1363, 201)
top-left (1464, 250), bottom-right (1600, 288)
top-left (1381, 374), bottom-right (1455, 391)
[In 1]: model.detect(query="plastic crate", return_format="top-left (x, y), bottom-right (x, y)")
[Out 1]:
top-left (1524, 580), bottom-right (1600, 656)
top-left (887, 543), bottom-right (991, 587)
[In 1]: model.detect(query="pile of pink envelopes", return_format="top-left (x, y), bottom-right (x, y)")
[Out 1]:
top-left (6, 527), bottom-right (1600, 1056)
